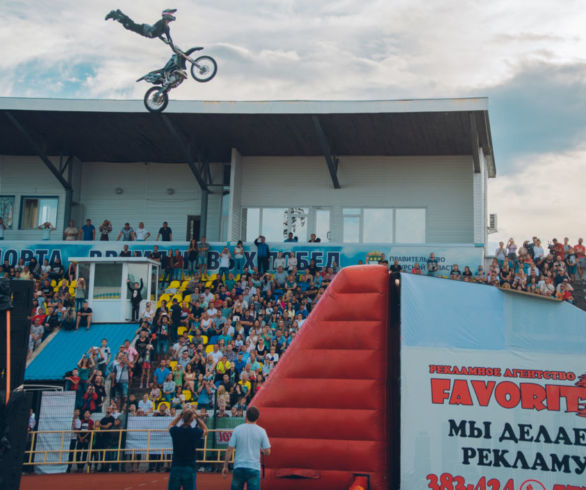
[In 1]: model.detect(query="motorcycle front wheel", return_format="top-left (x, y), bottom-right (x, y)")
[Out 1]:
top-left (190, 56), bottom-right (217, 83)
top-left (144, 87), bottom-right (169, 112)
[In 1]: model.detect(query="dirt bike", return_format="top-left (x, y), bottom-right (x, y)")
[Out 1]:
top-left (137, 42), bottom-right (217, 112)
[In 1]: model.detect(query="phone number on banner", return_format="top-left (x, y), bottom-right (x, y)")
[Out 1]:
top-left (425, 473), bottom-right (565, 490)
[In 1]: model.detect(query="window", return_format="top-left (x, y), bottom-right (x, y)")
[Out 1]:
top-left (395, 208), bottom-right (426, 243)
top-left (20, 197), bottom-right (58, 229)
top-left (343, 208), bottom-right (361, 243)
top-left (244, 207), bottom-right (308, 242)
top-left (315, 208), bottom-right (330, 242)
top-left (341, 207), bottom-right (426, 243)
top-left (363, 209), bottom-right (393, 243)
top-left (94, 263), bottom-right (122, 300)
top-left (0, 196), bottom-right (15, 228)
top-left (244, 208), bottom-right (260, 242)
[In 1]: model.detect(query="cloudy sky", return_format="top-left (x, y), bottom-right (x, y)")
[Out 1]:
top-left (1, 0), bottom-right (585, 246)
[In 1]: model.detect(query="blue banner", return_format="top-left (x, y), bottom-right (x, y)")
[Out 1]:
top-left (0, 241), bottom-right (483, 274)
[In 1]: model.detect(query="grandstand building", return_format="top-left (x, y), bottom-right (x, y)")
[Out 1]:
top-left (0, 97), bottom-right (495, 251)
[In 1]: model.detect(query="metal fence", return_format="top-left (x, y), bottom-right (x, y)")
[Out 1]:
top-left (25, 428), bottom-right (233, 471)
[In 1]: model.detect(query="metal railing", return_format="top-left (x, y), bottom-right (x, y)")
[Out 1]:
top-left (24, 428), bottom-right (233, 471)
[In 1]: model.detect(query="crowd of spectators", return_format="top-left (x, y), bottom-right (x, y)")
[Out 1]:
top-left (388, 236), bottom-right (584, 303)
top-left (19, 234), bottom-right (334, 472)
top-left (6, 229), bottom-right (585, 472)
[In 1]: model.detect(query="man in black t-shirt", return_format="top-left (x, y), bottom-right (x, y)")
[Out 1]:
top-left (157, 221), bottom-right (173, 241)
top-left (76, 302), bottom-right (93, 331)
top-left (168, 408), bottom-right (207, 489)
top-left (99, 407), bottom-right (116, 472)
top-left (390, 260), bottom-right (402, 276)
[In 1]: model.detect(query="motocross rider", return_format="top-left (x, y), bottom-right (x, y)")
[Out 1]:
top-left (105, 8), bottom-right (177, 51)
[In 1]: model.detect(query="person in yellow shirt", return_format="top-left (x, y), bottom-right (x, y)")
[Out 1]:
top-left (215, 355), bottom-right (231, 382)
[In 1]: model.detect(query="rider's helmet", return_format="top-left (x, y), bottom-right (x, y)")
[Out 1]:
top-left (162, 9), bottom-right (177, 21)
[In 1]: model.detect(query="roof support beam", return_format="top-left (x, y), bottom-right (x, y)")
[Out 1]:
top-left (470, 114), bottom-right (481, 174)
top-left (3, 111), bottom-right (72, 190)
top-left (311, 115), bottom-right (341, 189)
top-left (159, 114), bottom-right (208, 191)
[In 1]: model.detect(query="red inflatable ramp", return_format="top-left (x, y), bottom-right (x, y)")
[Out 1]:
top-left (253, 265), bottom-right (390, 489)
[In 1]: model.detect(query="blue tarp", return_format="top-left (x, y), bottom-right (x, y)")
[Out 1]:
top-left (25, 323), bottom-right (138, 381)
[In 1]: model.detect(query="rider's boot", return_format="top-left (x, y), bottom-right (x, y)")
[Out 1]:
top-left (105, 9), bottom-right (121, 21)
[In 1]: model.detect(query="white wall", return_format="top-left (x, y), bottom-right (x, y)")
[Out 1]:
top-left (79, 162), bottom-right (202, 241)
top-left (0, 155), bottom-right (66, 240)
top-left (238, 155), bottom-right (475, 243)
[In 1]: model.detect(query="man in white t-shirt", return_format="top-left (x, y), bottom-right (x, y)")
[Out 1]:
top-left (223, 406), bottom-right (270, 489)
top-left (134, 222), bottom-right (151, 241)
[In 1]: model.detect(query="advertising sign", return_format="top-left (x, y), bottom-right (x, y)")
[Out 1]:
top-left (400, 274), bottom-right (586, 490)
top-left (0, 240), bottom-right (483, 274)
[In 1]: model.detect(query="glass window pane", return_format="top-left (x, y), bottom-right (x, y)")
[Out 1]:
top-left (363, 209), bottom-right (393, 243)
top-left (343, 208), bottom-right (361, 215)
top-left (245, 208), bottom-right (260, 242)
top-left (286, 207), bottom-right (308, 241)
top-left (0, 196), bottom-right (15, 229)
top-left (20, 197), bottom-right (58, 229)
top-left (343, 216), bottom-right (360, 243)
top-left (261, 208), bottom-right (287, 242)
top-left (395, 209), bottom-right (426, 243)
top-left (315, 209), bottom-right (330, 242)
top-left (94, 263), bottom-right (122, 299)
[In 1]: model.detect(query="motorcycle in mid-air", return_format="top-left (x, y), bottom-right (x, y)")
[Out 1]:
top-left (137, 41), bottom-right (217, 112)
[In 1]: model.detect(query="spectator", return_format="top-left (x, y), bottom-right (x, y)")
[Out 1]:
top-left (76, 301), bottom-right (93, 331)
top-left (284, 232), bottom-right (297, 243)
top-left (80, 219), bottom-right (96, 241)
top-left (117, 223), bottom-right (135, 241)
top-left (576, 238), bottom-right (585, 281)
top-left (64, 220), bottom-right (79, 241)
top-left (173, 249), bottom-right (184, 281)
top-left (389, 259), bottom-right (401, 276)
top-left (222, 406), bottom-right (271, 487)
top-left (135, 221), bottom-right (151, 241)
top-left (411, 263), bottom-right (422, 275)
top-left (120, 244), bottom-right (132, 257)
top-left (187, 239), bottom-right (198, 275)
top-left (309, 233), bottom-right (321, 243)
top-left (218, 247), bottom-right (231, 281)
top-left (98, 219), bottom-right (112, 241)
top-left (254, 236), bottom-right (270, 275)
top-left (38, 222), bottom-right (55, 240)
top-left (76, 410), bottom-right (94, 472)
top-left (233, 240), bottom-right (245, 275)
top-left (127, 278), bottom-right (144, 322)
top-left (426, 253), bottom-right (439, 277)
top-left (29, 317), bottom-right (44, 355)
top-left (138, 393), bottom-right (154, 414)
top-left (197, 237), bottom-right (210, 276)
top-left (157, 221), bottom-right (173, 241)
top-left (75, 278), bottom-right (87, 313)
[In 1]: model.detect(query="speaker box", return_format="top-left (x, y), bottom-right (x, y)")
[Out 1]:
top-left (0, 280), bottom-right (34, 397)
top-left (0, 390), bottom-right (33, 490)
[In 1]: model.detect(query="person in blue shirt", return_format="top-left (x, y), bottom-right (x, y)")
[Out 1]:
top-left (154, 360), bottom-right (171, 387)
top-left (284, 232), bottom-right (297, 242)
top-left (253, 236), bottom-right (270, 275)
top-left (80, 219), bottom-right (96, 241)
top-left (223, 406), bottom-right (271, 490)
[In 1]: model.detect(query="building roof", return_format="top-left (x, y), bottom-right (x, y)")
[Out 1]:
top-left (0, 97), bottom-right (496, 177)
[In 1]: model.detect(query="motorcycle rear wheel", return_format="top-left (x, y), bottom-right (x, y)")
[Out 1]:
top-left (144, 87), bottom-right (169, 112)
top-left (190, 56), bottom-right (217, 82)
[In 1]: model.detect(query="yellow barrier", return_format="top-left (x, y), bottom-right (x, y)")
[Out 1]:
top-left (24, 428), bottom-right (233, 471)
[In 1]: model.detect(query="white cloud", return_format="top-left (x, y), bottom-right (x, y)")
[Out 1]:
top-left (488, 148), bottom-right (586, 244)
